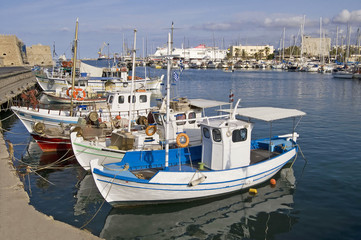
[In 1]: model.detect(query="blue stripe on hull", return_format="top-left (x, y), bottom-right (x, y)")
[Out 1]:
top-left (18, 112), bottom-right (78, 124)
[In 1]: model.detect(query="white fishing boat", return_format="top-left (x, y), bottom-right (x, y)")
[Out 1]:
top-left (70, 97), bottom-right (229, 170)
top-left (332, 69), bottom-right (354, 79)
top-left (41, 89), bottom-right (108, 104)
top-left (89, 104), bottom-right (305, 206)
top-left (11, 90), bottom-right (153, 135)
top-left (12, 23), bottom-right (156, 140)
top-left (36, 64), bottom-right (163, 92)
top-left (88, 33), bottom-right (306, 206)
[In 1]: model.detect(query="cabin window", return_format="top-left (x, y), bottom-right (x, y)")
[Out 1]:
top-left (139, 95), bottom-right (147, 103)
top-left (176, 113), bottom-right (186, 125)
top-left (232, 128), bottom-right (247, 142)
top-left (118, 96), bottom-right (124, 104)
top-left (128, 95), bottom-right (136, 103)
top-left (212, 128), bottom-right (222, 142)
top-left (108, 95), bottom-right (114, 104)
top-left (154, 113), bottom-right (163, 125)
top-left (203, 127), bottom-right (210, 139)
top-left (188, 112), bottom-right (196, 124)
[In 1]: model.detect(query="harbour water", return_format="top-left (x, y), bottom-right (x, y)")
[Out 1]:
top-left (2, 68), bottom-right (361, 239)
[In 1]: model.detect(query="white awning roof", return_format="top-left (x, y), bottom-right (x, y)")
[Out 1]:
top-left (189, 99), bottom-right (230, 109)
top-left (220, 107), bottom-right (306, 122)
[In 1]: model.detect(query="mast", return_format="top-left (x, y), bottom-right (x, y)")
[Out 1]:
top-left (282, 27), bottom-right (285, 61)
top-left (335, 26), bottom-right (339, 62)
top-left (300, 15), bottom-right (305, 61)
top-left (70, 18), bottom-right (79, 116)
top-left (319, 17), bottom-right (322, 63)
top-left (346, 24), bottom-right (351, 64)
top-left (128, 29), bottom-right (137, 132)
top-left (165, 32), bottom-right (172, 169)
top-left (357, 28), bottom-right (361, 61)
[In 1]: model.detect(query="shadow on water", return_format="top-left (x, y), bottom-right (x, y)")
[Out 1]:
top-left (90, 165), bottom-right (298, 240)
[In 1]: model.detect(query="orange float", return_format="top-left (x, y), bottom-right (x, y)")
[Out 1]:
top-left (73, 88), bottom-right (86, 101)
top-left (270, 178), bottom-right (276, 185)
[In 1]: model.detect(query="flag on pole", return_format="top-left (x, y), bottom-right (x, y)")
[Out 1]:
top-left (173, 71), bottom-right (179, 82)
top-left (179, 59), bottom-right (184, 73)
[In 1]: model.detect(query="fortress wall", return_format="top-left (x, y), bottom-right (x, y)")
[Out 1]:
top-left (0, 35), bottom-right (25, 66)
top-left (26, 44), bottom-right (53, 67)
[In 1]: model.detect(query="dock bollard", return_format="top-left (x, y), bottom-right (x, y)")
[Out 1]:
top-left (199, 162), bottom-right (204, 170)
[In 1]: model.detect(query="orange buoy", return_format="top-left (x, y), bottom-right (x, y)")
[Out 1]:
top-left (115, 115), bottom-right (121, 120)
top-left (270, 178), bottom-right (276, 185)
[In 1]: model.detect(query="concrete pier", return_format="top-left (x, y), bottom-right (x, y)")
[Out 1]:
top-left (0, 67), bottom-right (37, 105)
top-left (0, 133), bottom-right (102, 239)
top-left (0, 67), bottom-right (102, 239)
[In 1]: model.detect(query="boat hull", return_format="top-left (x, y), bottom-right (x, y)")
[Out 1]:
top-left (43, 91), bottom-right (107, 104)
top-left (37, 75), bottom-right (163, 92)
top-left (90, 148), bottom-right (296, 206)
top-left (32, 134), bottom-right (71, 152)
top-left (71, 132), bottom-right (202, 171)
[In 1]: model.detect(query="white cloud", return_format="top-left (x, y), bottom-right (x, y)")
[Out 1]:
top-left (60, 27), bottom-right (70, 32)
top-left (263, 16), bottom-right (304, 28)
top-left (195, 23), bottom-right (233, 31)
top-left (333, 9), bottom-right (361, 24)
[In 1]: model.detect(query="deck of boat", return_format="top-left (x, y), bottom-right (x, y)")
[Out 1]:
top-left (130, 149), bottom-right (280, 180)
top-left (250, 149), bottom-right (280, 165)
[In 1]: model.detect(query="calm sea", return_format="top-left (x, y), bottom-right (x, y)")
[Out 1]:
top-left (2, 67), bottom-right (361, 240)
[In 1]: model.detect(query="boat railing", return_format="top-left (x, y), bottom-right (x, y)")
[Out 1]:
top-left (12, 99), bottom-right (153, 119)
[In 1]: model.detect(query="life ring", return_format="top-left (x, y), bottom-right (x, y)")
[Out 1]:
top-left (176, 133), bottom-right (189, 148)
top-left (66, 87), bottom-right (74, 97)
top-left (73, 88), bottom-right (86, 101)
top-left (145, 125), bottom-right (157, 136)
top-left (135, 89), bottom-right (146, 92)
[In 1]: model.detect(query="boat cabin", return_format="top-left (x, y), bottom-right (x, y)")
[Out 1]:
top-left (200, 118), bottom-right (253, 170)
top-left (152, 98), bottom-right (202, 143)
top-left (151, 98), bottom-right (230, 145)
top-left (105, 90), bottom-right (152, 112)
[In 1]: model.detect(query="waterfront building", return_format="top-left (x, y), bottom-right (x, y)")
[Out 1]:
top-left (230, 45), bottom-right (274, 59)
top-left (302, 35), bottom-right (331, 57)
top-left (150, 44), bottom-right (227, 61)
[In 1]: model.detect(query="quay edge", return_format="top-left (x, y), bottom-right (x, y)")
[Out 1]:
top-left (0, 123), bottom-right (101, 238)
top-left (0, 68), bottom-right (101, 240)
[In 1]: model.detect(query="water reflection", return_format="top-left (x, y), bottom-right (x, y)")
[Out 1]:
top-left (75, 165), bottom-right (297, 239)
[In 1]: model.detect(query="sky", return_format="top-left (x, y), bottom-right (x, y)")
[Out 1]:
top-left (1, 0), bottom-right (361, 59)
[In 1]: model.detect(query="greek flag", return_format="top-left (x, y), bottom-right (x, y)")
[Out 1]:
top-left (179, 59), bottom-right (184, 73)
top-left (173, 71), bottom-right (179, 82)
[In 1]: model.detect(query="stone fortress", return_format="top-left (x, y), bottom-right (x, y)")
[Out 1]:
top-left (0, 35), bottom-right (53, 67)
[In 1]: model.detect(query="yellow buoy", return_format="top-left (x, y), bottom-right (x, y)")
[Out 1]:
top-left (249, 188), bottom-right (258, 194)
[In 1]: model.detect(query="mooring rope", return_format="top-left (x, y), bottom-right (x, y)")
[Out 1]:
top-left (79, 167), bottom-right (120, 230)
